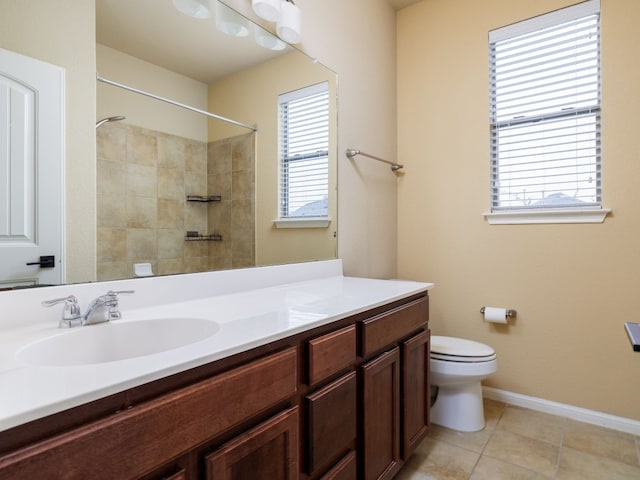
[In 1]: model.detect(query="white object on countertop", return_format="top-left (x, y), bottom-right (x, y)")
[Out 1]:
top-left (134, 263), bottom-right (154, 277)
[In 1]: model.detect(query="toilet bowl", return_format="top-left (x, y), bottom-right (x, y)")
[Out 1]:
top-left (430, 336), bottom-right (497, 432)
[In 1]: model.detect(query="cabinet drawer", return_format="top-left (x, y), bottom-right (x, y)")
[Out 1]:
top-left (307, 324), bottom-right (356, 385)
top-left (0, 348), bottom-right (298, 480)
top-left (305, 371), bottom-right (357, 474)
top-left (360, 297), bottom-right (428, 357)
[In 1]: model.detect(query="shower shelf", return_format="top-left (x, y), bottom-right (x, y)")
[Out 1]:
top-left (185, 233), bottom-right (223, 242)
top-left (186, 195), bottom-right (222, 203)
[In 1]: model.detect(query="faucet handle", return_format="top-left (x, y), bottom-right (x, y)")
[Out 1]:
top-left (105, 290), bottom-right (135, 320)
top-left (106, 290), bottom-right (135, 297)
top-left (42, 295), bottom-right (82, 328)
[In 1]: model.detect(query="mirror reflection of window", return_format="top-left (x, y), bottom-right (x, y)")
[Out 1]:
top-left (278, 82), bottom-right (329, 219)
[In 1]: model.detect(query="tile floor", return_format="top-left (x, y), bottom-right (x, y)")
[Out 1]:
top-left (396, 399), bottom-right (640, 480)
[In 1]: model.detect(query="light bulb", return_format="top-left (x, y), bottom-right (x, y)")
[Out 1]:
top-left (252, 0), bottom-right (281, 22)
top-left (254, 25), bottom-right (286, 50)
top-left (276, 0), bottom-right (302, 44)
top-left (215, 1), bottom-right (250, 37)
top-left (173, 0), bottom-right (211, 19)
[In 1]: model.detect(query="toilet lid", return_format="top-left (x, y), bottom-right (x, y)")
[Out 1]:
top-left (431, 336), bottom-right (496, 361)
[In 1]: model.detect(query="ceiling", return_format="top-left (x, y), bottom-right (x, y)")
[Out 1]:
top-left (96, 0), bottom-right (423, 85)
top-left (96, 0), bottom-right (291, 84)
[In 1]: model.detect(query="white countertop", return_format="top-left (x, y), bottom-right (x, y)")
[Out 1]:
top-left (0, 260), bottom-right (433, 432)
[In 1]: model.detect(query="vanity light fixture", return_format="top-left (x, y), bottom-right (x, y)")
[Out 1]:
top-left (215, 1), bottom-right (250, 37)
top-left (172, 0), bottom-right (211, 19)
top-left (251, 0), bottom-right (281, 22)
top-left (276, 0), bottom-right (302, 44)
top-left (254, 25), bottom-right (286, 50)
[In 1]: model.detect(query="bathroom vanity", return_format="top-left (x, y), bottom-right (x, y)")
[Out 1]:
top-left (0, 260), bottom-right (432, 480)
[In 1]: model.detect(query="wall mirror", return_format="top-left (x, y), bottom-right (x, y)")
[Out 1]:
top-left (0, 0), bottom-right (337, 289)
top-left (0, 0), bottom-right (338, 288)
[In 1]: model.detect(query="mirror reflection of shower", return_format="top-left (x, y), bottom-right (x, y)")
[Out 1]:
top-left (95, 115), bottom-right (125, 128)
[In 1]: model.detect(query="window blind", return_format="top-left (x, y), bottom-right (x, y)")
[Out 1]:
top-left (279, 82), bottom-right (329, 218)
top-left (489, 0), bottom-right (601, 210)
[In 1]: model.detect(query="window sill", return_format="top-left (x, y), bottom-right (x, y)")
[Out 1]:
top-left (273, 217), bottom-right (331, 229)
top-left (483, 207), bottom-right (611, 225)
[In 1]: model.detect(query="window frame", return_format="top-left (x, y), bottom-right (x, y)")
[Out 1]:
top-left (276, 82), bottom-right (330, 228)
top-left (483, 0), bottom-right (610, 225)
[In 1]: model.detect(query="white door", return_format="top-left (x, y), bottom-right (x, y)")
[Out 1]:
top-left (0, 48), bottom-right (64, 288)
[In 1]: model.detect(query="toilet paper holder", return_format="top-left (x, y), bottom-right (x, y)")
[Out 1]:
top-left (480, 307), bottom-right (517, 318)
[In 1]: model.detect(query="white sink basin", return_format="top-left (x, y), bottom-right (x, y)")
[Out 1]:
top-left (17, 318), bottom-right (219, 366)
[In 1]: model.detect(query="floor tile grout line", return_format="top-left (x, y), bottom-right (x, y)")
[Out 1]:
top-left (466, 399), bottom-right (506, 479)
top-left (564, 417), bottom-right (640, 468)
top-left (552, 415), bottom-right (568, 480)
top-left (482, 403), bottom-right (567, 479)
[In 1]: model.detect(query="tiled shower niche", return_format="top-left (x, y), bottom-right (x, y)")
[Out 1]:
top-left (96, 123), bottom-right (255, 281)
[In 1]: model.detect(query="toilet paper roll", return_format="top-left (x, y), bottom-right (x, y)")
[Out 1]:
top-left (483, 306), bottom-right (508, 324)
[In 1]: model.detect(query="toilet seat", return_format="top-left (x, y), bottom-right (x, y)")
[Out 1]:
top-left (431, 336), bottom-right (496, 363)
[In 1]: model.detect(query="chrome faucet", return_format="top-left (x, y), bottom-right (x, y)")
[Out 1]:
top-left (43, 290), bottom-right (134, 328)
top-left (84, 290), bottom-right (135, 324)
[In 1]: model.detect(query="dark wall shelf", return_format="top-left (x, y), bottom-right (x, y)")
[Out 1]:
top-left (187, 195), bottom-right (222, 203)
top-left (185, 233), bottom-right (223, 242)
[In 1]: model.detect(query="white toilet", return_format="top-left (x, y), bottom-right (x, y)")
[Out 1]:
top-left (430, 336), bottom-right (497, 432)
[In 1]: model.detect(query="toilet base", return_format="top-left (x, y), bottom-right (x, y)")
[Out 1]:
top-left (430, 380), bottom-right (485, 432)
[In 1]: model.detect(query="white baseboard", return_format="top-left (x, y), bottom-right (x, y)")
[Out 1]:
top-left (483, 386), bottom-right (640, 436)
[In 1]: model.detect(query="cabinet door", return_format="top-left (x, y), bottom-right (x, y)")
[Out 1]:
top-left (205, 407), bottom-right (299, 480)
top-left (361, 347), bottom-right (400, 480)
top-left (401, 329), bottom-right (430, 459)
top-left (306, 371), bottom-right (357, 474)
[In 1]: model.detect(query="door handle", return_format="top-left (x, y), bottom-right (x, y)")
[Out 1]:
top-left (26, 255), bottom-right (55, 268)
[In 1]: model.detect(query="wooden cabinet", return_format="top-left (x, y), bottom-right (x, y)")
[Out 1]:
top-left (361, 348), bottom-right (401, 480)
top-left (307, 324), bottom-right (356, 386)
top-left (305, 372), bottom-right (357, 475)
top-left (401, 330), bottom-right (430, 459)
top-left (160, 469), bottom-right (187, 480)
top-left (0, 348), bottom-right (298, 480)
top-left (0, 293), bottom-right (429, 480)
top-left (319, 451), bottom-right (357, 480)
top-left (206, 407), bottom-right (299, 480)
top-left (360, 298), bottom-right (428, 358)
top-left (359, 297), bottom-right (430, 480)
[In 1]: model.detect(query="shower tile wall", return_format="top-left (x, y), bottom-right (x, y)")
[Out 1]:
top-left (96, 123), bottom-right (255, 281)
top-left (207, 133), bottom-right (256, 270)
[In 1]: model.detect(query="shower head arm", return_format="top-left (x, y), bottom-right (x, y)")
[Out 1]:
top-left (96, 116), bottom-right (125, 129)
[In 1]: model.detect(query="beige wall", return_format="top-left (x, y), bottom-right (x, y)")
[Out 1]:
top-left (0, 0), bottom-right (96, 283)
top-left (397, 0), bottom-right (640, 420)
top-left (207, 52), bottom-right (337, 267)
top-left (97, 44), bottom-right (208, 143)
top-left (223, 0), bottom-right (400, 278)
